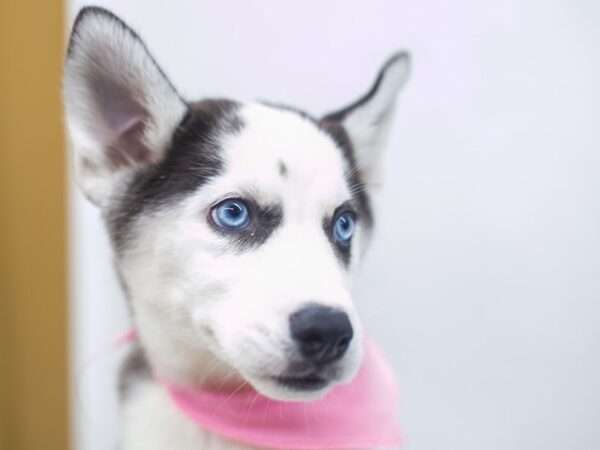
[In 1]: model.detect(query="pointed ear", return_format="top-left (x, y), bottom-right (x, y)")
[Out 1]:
top-left (63, 7), bottom-right (187, 207)
top-left (322, 52), bottom-right (410, 187)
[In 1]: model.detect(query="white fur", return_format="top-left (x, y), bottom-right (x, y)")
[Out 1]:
top-left (337, 54), bottom-right (410, 189)
top-left (63, 8), bottom-right (409, 450)
top-left (122, 380), bottom-right (285, 450)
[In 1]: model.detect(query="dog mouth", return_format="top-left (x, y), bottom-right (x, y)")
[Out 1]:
top-left (238, 353), bottom-right (361, 401)
top-left (272, 373), bottom-right (330, 391)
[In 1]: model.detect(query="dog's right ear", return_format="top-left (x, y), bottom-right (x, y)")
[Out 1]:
top-left (63, 7), bottom-right (187, 207)
top-left (322, 53), bottom-right (410, 191)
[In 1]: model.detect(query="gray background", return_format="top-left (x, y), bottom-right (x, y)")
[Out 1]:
top-left (69, 1), bottom-right (600, 449)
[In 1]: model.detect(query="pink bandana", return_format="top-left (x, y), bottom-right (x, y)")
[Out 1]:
top-left (156, 338), bottom-right (403, 449)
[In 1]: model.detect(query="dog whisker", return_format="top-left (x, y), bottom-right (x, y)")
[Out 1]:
top-left (214, 380), bottom-right (249, 414)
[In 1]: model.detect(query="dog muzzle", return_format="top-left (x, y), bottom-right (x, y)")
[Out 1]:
top-left (156, 337), bottom-right (403, 449)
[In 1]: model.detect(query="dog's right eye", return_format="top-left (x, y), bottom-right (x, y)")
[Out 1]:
top-left (332, 211), bottom-right (356, 247)
top-left (211, 199), bottom-right (250, 231)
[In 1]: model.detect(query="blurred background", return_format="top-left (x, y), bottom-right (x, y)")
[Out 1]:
top-left (1, 1), bottom-right (599, 450)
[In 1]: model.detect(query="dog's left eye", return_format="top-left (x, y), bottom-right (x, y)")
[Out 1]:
top-left (333, 211), bottom-right (356, 246)
top-left (211, 199), bottom-right (250, 230)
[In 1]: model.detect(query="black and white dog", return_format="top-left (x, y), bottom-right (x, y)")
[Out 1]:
top-left (64, 7), bottom-right (409, 450)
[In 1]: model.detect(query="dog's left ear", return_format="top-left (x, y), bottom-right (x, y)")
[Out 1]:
top-left (322, 52), bottom-right (410, 186)
top-left (63, 7), bottom-right (188, 208)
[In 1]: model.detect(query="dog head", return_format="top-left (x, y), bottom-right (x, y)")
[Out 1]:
top-left (64, 7), bottom-right (409, 401)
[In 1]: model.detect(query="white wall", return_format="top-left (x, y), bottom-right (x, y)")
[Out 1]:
top-left (69, 1), bottom-right (600, 450)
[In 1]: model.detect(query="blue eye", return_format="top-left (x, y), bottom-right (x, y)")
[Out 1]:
top-left (211, 199), bottom-right (250, 230)
top-left (333, 212), bottom-right (356, 246)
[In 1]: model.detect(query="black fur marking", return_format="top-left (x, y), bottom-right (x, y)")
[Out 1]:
top-left (317, 53), bottom-right (411, 229)
top-left (107, 99), bottom-right (244, 250)
top-left (278, 160), bottom-right (288, 178)
top-left (209, 200), bottom-right (284, 253)
top-left (318, 120), bottom-right (373, 228)
top-left (321, 52), bottom-right (408, 123)
top-left (322, 201), bottom-right (357, 266)
top-left (119, 345), bottom-right (151, 400)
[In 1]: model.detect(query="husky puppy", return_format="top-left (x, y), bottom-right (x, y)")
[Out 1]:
top-left (64, 6), bottom-right (410, 450)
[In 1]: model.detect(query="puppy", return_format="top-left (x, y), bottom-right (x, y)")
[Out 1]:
top-left (64, 7), bottom-right (410, 450)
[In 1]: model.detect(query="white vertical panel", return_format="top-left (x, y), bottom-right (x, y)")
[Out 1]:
top-left (68, 1), bottom-right (600, 449)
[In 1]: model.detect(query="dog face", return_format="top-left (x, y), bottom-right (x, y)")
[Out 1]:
top-left (64, 7), bottom-right (409, 401)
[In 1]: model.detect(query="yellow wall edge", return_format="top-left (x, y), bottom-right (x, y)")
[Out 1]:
top-left (0, 1), bottom-right (68, 449)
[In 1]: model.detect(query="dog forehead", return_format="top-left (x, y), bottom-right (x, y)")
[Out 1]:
top-left (221, 103), bottom-right (348, 194)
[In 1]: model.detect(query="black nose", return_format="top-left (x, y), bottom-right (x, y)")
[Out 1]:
top-left (289, 304), bottom-right (353, 365)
